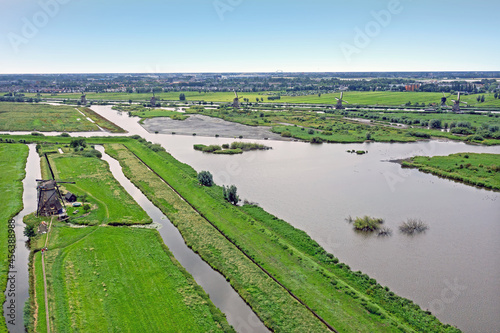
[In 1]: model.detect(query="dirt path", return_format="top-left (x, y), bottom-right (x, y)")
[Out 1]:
top-left (41, 216), bottom-right (54, 333)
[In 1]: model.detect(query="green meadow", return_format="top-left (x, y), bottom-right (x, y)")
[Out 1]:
top-left (26, 91), bottom-right (500, 107)
top-left (402, 153), bottom-right (500, 191)
top-left (0, 103), bottom-right (99, 132)
top-left (0, 144), bottom-right (29, 332)
top-left (30, 226), bottom-right (233, 332)
top-left (45, 151), bottom-right (151, 225)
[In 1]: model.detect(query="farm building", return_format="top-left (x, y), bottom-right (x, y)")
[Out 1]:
top-left (64, 192), bottom-right (77, 203)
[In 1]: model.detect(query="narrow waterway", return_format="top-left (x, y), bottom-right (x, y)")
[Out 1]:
top-left (3, 144), bottom-right (41, 333)
top-left (96, 146), bottom-right (269, 333)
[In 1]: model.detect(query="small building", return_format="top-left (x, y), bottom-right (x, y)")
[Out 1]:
top-left (64, 192), bottom-right (77, 203)
top-left (81, 93), bottom-right (87, 105)
top-left (37, 180), bottom-right (63, 216)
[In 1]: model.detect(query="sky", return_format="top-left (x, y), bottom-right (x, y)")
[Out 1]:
top-left (0, 0), bottom-right (498, 74)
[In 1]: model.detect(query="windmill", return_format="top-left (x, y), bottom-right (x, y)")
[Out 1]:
top-left (80, 91), bottom-right (87, 105)
top-left (451, 92), bottom-right (467, 113)
top-left (335, 92), bottom-right (349, 109)
top-left (150, 90), bottom-right (157, 107)
top-left (232, 89), bottom-right (243, 108)
top-left (36, 154), bottom-right (75, 217)
top-left (440, 92), bottom-right (452, 107)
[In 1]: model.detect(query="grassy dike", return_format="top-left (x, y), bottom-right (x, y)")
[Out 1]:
top-left (1, 135), bottom-right (461, 332)
top-left (106, 139), bottom-right (460, 332)
top-left (0, 144), bottom-right (29, 332)
top-left (24, 146), bottom-right (234, 332)
top-left (402, 153), bottom-right (500, 191)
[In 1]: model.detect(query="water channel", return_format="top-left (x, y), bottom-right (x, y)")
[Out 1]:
top-left (2, 104), bottom-right (500, 332)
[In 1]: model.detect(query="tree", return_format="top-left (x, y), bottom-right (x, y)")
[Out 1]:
top-left (128, 99), bottom-right (132, 104)
top-left (429, 119), bottom-right (442, 129)
top-left (481, 95), bottom-right (485, 103)
top-left (223, 185), bottom-right (239, 205)
top-left (365, 132), bottom-right (372, 140)
top-left (179, 93), bottom-right (186, 101)
top-left (494, 92), bottom-right (498, 99)
top-left (477, 95), bottom-right (481, 102)
top-left (197, 171), bottom-right (214, 187)
top-left (24, 224), bottom-right (36, 238)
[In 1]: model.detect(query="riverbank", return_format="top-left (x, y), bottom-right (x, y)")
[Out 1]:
top-left (0, 144), bottom-right (29, 332)
top-left (401, 153), bottom-right (500, 191)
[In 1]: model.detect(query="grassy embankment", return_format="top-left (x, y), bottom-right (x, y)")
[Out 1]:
top-left (0, 144), bottom-right (29, 332)
top-left (402, 153), bottom-right (500, 191)
top-left (112, 104), bottom-right (188, 121)
top-left (24, 91), bottom-right (500, 107)
top-left (25, 146), bottom-right (233, 332)
top-left (77, 107), bottom-right (126, 133)
top-left (105, 138), bottom-right (460, 332)
top-left (0, 103), bottom-right (99, 132)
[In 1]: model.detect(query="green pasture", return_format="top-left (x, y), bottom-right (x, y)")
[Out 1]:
top-left (31, 227), bottom-right (233, 332)
top-left (402, 153), bottom-right (500, 191)
top-left (0, 144), bottom-right (29, 332)
top-left (0, 102), bottom-right (99, 132)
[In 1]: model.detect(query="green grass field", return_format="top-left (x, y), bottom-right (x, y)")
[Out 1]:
top-left (105, 140), bottom-right (460, 332)
top-left (402, 153), bottom-right (500, 190)
top-left (77, 107), bottom-right (126, 133)
top-left (0, 144), bottom-right (29, 333)
top-left (0, 103), bottom-right (99, 132)
top-left (46, 151), bottom-right (151, 225)
top-left (31, 226), bottom-right (233, 332)
top-left (26, 91), bottom-right (500, 107)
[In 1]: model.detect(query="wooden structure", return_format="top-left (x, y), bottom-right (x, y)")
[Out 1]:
top-left (36, 154), bottom-right (75, 217)
top-left (335, 92), bottom-right (349, 109)
top-left (64, 192), bottom-right (77, 203)
top-left (451, 92), bottom-right (467, 113)
top-left (150, 91), bottom-right (157, 107)
top-left (232, 90), bottom-right (243, 108)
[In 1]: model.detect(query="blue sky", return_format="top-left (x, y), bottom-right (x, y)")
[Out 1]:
top-left (0, 0), bottom-right (498, 73)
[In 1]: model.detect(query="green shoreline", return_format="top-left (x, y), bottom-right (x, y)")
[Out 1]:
top-left (401, 153), bottom-right (500, 191)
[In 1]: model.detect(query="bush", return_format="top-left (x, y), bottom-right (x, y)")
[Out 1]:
top-left (353, 216), bottom-right (384, 232)
top-left (197, 171), bottom-right (214, 187)
top-left (310, 136), bottom-right (324, 144)
top-left (399, 219), bottom-right (428, 235)
top-left (82, 149), bottom-right (102, 158)
top-left (223, 185), bottom-right (239, 205)
top-left (429, 119), bottom-right (442, 129)
top-left (307, 129), bottom-right (315, 135)
top-left (202, 145), bottom-right (221, 153)
top-left (281, 131), bottom-right (292, 138)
